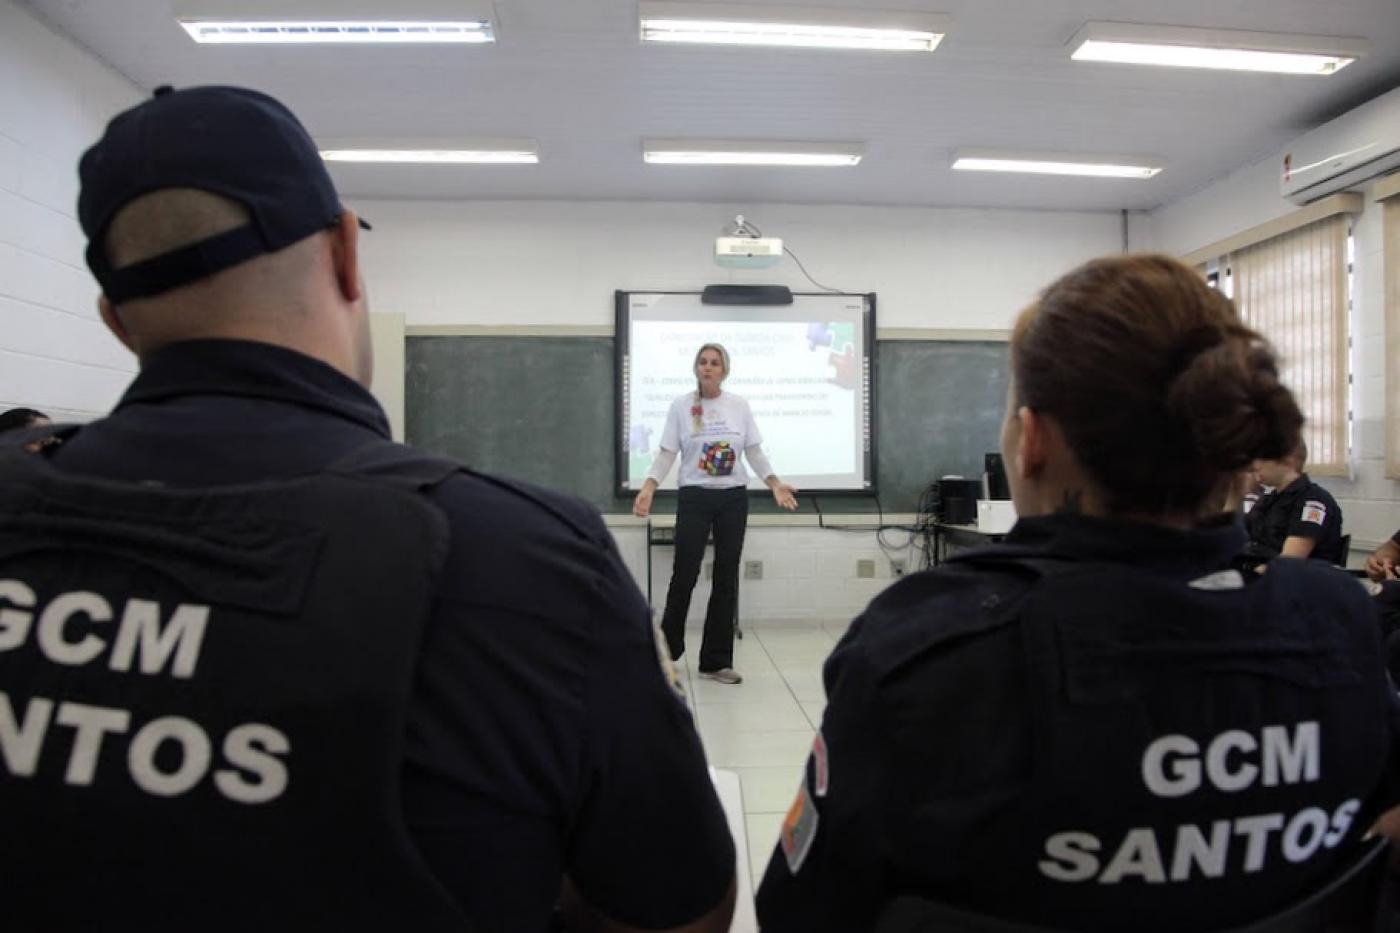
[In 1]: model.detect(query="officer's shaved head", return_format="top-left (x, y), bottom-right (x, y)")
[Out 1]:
top-left (96, 187), bottom-right (371, 387)
top-left (99, 188), bottom-right (332, 353)
top-left (103, 187), bottom-right (326, 313)
top-left (104, 188), bottom-right (250, 271)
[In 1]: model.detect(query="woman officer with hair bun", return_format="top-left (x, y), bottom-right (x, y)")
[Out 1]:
top-left (757, 255), bottom-right (1400, 932)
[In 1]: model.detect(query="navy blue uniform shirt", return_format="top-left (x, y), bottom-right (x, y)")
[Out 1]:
top-left (1245, 473), bottom-right (1345, 564)
top-left (757, 513), bottom-right (1400, 932)
top-left (49, 339), bottom-right (735, 932)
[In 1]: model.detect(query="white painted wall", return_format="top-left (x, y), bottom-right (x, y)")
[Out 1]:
top-left (355, 199), bottom-right (1122, 331)
top-left (0, 0), bottom-right (141, 422)
top-left (612, 522), bottom-right (915, 626)
top-left (354, 198), bottom-right (1122, 619)
top-left (368, 312), bottom-right (406, 441)
top-left (1147, 150), bottom-right (1400, 556)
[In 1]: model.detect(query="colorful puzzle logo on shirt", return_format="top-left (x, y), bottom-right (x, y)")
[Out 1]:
top-left (700, 441), bottom-right (737, 476)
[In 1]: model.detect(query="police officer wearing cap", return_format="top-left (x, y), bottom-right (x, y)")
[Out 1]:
top-left (1243, 440), bottom-right (1346, 565)
top-left (755, 255), bottom-right (1400, 932)
top-left (0, 85), bottom-right (735, 933)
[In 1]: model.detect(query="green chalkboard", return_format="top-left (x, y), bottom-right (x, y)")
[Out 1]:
top-left (874, 341), bottom-right (1010, 512)
top-left (405, 335), bottom-right (632, 513)
top-left (404, 335), bottom-right (1009, 515)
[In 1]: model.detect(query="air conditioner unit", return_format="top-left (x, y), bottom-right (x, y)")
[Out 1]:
top-left (1281, 85), bottom-right (1400, 205)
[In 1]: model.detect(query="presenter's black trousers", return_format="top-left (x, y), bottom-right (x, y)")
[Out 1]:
top-left (661, 485), bottom-right (748, 672)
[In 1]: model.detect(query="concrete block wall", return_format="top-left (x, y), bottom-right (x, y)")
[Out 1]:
top-left (0, 0), bottom-right (141, 422)
top-left (611, 524), bottom-right (916, 626)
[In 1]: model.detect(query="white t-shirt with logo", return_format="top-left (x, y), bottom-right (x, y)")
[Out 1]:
top-left (658, 391), bottom-right (764, 489)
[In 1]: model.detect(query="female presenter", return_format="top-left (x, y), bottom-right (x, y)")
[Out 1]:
top-left (633, 343), bottom-right (798, 684)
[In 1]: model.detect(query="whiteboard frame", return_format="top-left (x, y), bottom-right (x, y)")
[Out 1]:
top-left (614, 289), bottom-right (878, 498)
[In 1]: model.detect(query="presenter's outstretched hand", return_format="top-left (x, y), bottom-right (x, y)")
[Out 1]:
top-left (772, 483), bottom-right (799, 511)
top-left (633, 488), bottom-right (654, 518)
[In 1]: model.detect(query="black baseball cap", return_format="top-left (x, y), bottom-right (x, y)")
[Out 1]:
top-left (78, 84), bottom-right (368, 303)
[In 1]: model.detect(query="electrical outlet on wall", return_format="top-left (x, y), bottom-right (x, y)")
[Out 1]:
top-left (857, 559), bottom-right (876, 579)
top-left (744, 560), bottom-right (763, 580)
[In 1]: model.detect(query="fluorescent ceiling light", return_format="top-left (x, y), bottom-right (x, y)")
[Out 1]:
top-left (176, 0), bottom-right (495, 44)
top-left (644, 139), bottom-right (863, 166)
top-left (1069, 22), bottom-right (1366, 75)
top-left (952, 150), bottom-right (1162, 179)
top-left (319, 139), bottom-right (538, 164)
top-left (321, 149), bottom-right (536, 163)
top-left (639, 2), bottom-right (947, 52)
top-left (180, 21), bottom-right (493, 44)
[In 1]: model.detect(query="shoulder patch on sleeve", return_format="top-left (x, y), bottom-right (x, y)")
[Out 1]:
top-left (781, 780), bottom-right (820, 874)
top-left (812, 731), bottom-right (829, 797)
top-left (1301, 500), bottom-right (1328, 526)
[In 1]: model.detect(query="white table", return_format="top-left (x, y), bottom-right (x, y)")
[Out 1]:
top-left (710, 767), bottom-right (759, 933)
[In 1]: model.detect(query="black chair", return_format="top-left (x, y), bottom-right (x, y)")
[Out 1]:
top-left (874, 839), bottom-right (1395, 933)
top-left (1338, 534), bottom-right (1375, 580)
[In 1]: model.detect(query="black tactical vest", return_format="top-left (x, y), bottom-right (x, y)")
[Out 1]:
top-left (0, 437), bottom-right (474, 931)
top-left (882, 547), bottom-right (1393, 931)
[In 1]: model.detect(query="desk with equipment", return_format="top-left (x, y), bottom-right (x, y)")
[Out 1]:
top-left (930, 523), bottom-right (1009, 566)
top-left (923, 465), bottom-right (1016, 565)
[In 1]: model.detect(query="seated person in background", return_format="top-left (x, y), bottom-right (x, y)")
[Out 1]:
top-left (0, 407), bottom-right (50, 432)
top-left (1243, 440), bottom-right (1345, 564)
top-left (0, 407), bottom-right (56, 452)
top-left (1366, 533), bottom-right (1400, 582)
top-left (0, 85), bottom-right (735, 933)
top-left (756, 254), bottom-right (1400, 932)
top-left (1364, 534), bottom-right (1400, 681)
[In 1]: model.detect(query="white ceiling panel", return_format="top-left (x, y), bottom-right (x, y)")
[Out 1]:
top-left (18, 0), bottom-right (1400, 210)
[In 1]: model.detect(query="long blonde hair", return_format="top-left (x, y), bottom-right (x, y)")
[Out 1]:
top-left (692, 342), bottom-right (730, 430)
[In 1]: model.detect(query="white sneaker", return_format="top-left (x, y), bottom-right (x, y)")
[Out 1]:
top-left (698, 668), bottom-right (743, 685)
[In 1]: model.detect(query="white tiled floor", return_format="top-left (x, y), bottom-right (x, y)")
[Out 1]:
top-left (673, 619), bottom-right (849, 888)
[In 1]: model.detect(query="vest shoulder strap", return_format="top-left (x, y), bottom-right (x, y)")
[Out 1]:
top-left (321, 440), bottom-right (464, 493)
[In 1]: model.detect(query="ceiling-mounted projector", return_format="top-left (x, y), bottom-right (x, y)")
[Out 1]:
top-left (715, 235), bottom-right (783, 269)
top-left (715, 214), bottom-right (783, 268)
